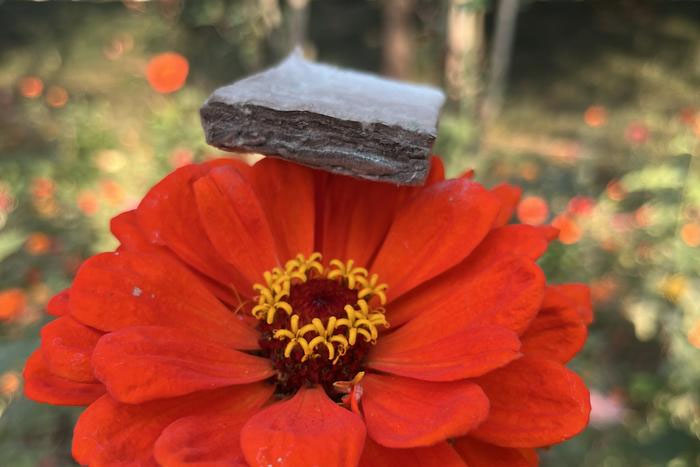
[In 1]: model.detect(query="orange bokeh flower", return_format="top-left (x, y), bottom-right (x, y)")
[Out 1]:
top-left (146, 52), bottom-right (189, 94)
top-left (552, 214), bottom-right (583, 245)
top-left (25, 232), bottom-right (52, 255)
top-left (0, 288), bottom-right (27, 321)
top-left (0, 371), bottom-right (21, 397)
top-left (517, 196), bottom-right (550, 226)
top-left (688, 321), bottom-right (700, 349)
top-left (583, 105), bottom-right (607, 128)
top-left (19, 76), bottom-right (44, 98)
top-left (25, 157), bottom-right (591, 466)
top-left (46, 85), bottom-right (69, 108)
top-left (77, 190), bottom-right (100, 215)
top-left (680, 222), bottom-right (700, 247)
top-left (567, 196), bottom-right (595, 217)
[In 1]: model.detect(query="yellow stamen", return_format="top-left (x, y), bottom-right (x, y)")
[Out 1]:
top-left (252, 252), bottom-right (389, 363)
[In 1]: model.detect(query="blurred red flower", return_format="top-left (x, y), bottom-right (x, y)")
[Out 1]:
top-left (25, 233), bottom-right (52, 255)
top-left (19, 76), bottom-right (43, 99)
top-left (25, 158), bottom-right (591, 466)
top-left (583, 105), bottom-right (607, 128)
top-left (517, 196), bottom-right (550, 226)
top-left (680, 222), bottom-right (700, 247)
top-left (0, 288), bottom-right (27, 321)
top-left (46, 86), bottom-right (69, 108)
top-left (146, 52), bottom-right (189, 94)
top-left (605, 180), bottom-right (626, 201)
top-left (77, 191), bottom-right (99, 215)
top-left (624, 122), bottom-right (649, 144)
top-left (552, 214), bottom-right (583, 245)
top-left (567, 196), bottom-right (595, 217)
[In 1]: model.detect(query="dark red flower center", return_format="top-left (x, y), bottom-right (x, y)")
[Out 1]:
top-left (257, 279), bottom-right (370, 396)
top-left (251, 253), bottom-right (388, 398)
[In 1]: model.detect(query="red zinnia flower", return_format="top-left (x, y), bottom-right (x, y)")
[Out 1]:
top-left (25, 157), bottom-right (591, 466)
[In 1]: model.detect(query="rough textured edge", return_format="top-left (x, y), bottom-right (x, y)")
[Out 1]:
top-left (200, 102), bottom-right (433, 185)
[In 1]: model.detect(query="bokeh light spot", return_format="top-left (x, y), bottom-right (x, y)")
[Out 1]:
top-left (517, 196), bottom-right (549, 225)
top-left (19, 76), bottom-right (43, 99)
top-left (146, 52), bottom-right (189, 94)
top-left (46, 86), bottom-right (69, 108)
top-left (680, 222), bottom-right (700, 247)
top-left (584, 105), bottom-right (607, 128)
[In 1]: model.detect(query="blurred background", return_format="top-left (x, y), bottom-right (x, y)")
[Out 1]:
top-left (0, 0), bottom-right (699, 465)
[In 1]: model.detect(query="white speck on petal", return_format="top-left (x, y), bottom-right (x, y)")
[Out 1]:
top-left (132, 287), bottom-right (142, 297)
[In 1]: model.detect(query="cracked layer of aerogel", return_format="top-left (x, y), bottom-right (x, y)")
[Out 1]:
top-left (205, 52), bottom-right (445, 134)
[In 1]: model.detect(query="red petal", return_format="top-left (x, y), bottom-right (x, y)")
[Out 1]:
top-left (240, 386), bottom-right (366, 467)
top-left (367, 324), bottom-right (521, 381)
top-left (194, 166), bottom-right (278, 289)
top-left (23, 350), bottom-right (105, 406)
top-left (453, 437), bottom-right (538, 467)
top-left (40, 316), bottom-right (102, 382)
top-left (251, 157), bottom-right (315, 260)
top-left (521, 286), bottom-right (588, 363)
top-left (372, 179), bottom-right (500, 301)
top-left (388, 255), bottom-right (545, 333)
top-left (136, 162), bottom-right (251, 295)
top-left (319, 173), bottom-right (402, 267)
top-left (111, 210), bottom-right (153, 251)
top-left (70, 250), bottom-right (258, 349)
top-left (549, 283), bottom-right (593, 324)
top-left (491, 184), bottom-right (522, 227)
top-left (360, 438), bottom-right (466, 467)
top-left (46, 288), bottom-right (70, 316)
top-left (425, 156), bottom-right (445, 185)
top-left (362, 374), bottom-right (489, 448)
top-left (93, 326), bottom-right (273, 403)
top-left (153, 384), bottom-right (274, 466)
top-left (471, 356), bottom-right (590, 448)
top-left (471, 225), bottom-right (552, 264)
top-left (73, 384), bottom-right (267, 467)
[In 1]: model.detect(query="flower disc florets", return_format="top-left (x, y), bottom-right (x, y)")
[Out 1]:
top-left (252, 252), bottom-right (388, 395)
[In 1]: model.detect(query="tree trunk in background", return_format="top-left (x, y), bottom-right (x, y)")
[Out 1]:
top-left (482, 0), bottom-right (520, 121)
top-left (287, 0), bottom-right (309, 49)
top-left (445, 0), bottom-right (485, 117)
top-left (382, 0), bottom-right (415, 79)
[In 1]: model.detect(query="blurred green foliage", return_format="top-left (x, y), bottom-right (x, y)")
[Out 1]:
top-left (0, 1), bottom-right (699, 466)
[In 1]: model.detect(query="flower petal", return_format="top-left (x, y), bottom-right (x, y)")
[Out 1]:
top-left (136, 162), bottom-right (251, 294)
top-left (40, 316), bottom-right (102, 382)
top-left (194, 166), bottom-right (279, 288)
top-left (360, 439), bottom-right (466, 467)
top-left (490, 184), bottom-right (522, 227)
top-left (73, 384), bottom-right (266, 467)
top-left (367, 324), bottom-right (521, 381)
top-left (23, 350), bottom-right (105, 406)
top-left (362, 374), bottom-right (489, 448)
top-left (319, 172), bottom-right (402, 267)
top-left (471, 356), bottom-right (590, 448)
top-left (372, 179), bottom-right (500, 301)
top-left (548, 283), bottom-right (593, 324)
top-left (388, 255), bottom-right (545, 333)
top-left (154, 383), bottom-right (274, 466)
top-left (521, 286), bottom-right (588, 363)
top-left (453, 437), bottom-right (538, 467)
top-left (240, 386), bottom-right (366, 467)
top-left (471, 224), bottom-right (553, 264)
top-left (70, 250), bottom-right (258, 349)
top-left (93, 326), bottom-right (274, 403)
top-left (425, 156), bottom-right (446, 185)
top-left (46, 288), bottom-right (70, 317)
top-left (251, 157), bottom-right (315, 260)
top-left (111, 210), bottom-right (153, 251)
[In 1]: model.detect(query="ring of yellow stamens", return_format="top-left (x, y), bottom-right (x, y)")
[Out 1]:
top-left (253, 252), bottom-right (389, 363)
